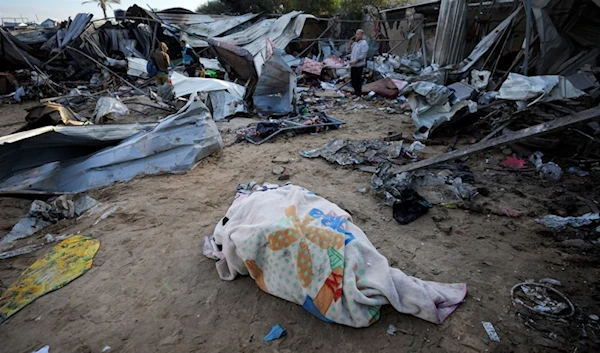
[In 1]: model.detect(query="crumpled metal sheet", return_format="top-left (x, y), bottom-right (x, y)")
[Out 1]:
top-left (0, 94), bottom-right (223, 195)
top-left (497, 73), bottom-right (585, 103)
top-left (57, 13), bottom-right (93, 49)
top-left (208, 91), bottom-right (248, 121)
top-left (301, 139), bottom-right (408, 166)
top-left (179, 13), bottom-right (261, 38)
top-left (171, 72), bottom-right (245, 99)
top-left (219, 19), bottom-right (277, 47)
top-left (0, 123), bottom-right (154, 183)
top-left (404, 81), bottom-right (476, 140)
top-left (253, 50), bottom-right (296, 116)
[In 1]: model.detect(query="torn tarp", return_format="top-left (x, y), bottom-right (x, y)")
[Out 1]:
top-left (171, 72), bottom-right (245, 99)
top-left (254, 49), bottom-right (296, 116)
top-left (0, 93), bottom-right (223, 195)
top-left (497, 73), bottom-right (585, 103)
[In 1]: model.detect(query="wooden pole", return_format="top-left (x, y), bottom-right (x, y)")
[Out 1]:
top-left (66, 46), bottom-right (149, 97)
top-left (393, 105), bottom-right (600, 174)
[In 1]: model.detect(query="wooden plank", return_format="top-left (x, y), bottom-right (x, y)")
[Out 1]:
top-left (394, 105), bottom-right (600, 173)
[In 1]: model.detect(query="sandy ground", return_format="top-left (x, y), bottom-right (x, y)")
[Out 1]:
top-left (0, 100), bottom-right (599, 353)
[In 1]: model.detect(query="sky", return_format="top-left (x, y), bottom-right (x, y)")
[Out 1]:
top-left (0, 0), bottom-right (209, 23)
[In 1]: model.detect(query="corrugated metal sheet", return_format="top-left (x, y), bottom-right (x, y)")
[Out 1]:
top-left (234, 12), bottom-right (315, 76)
top-left (155, 12), bottom-right (220, 25)
top-left (208, 91), bottom-right (248, 121)
top-left (242, 11), bottom-right (303, 56)
top-left (253, 50), bottom-right (296, 116)
top-left (57, 13), bottom-right (93, 49)
top-left (380, 0), bottom-right (440, 13)
top-left (432, 0), bottom-right (467, 67)
top-left (0, 94), bottom-right (223, 195)
top-left (183, 13), bottom-right (261, 38)
top-left (219, 19), bottom-right (276, 47)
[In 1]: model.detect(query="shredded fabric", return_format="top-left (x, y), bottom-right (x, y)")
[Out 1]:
top-left (0, 235), bottom-right (100, 323)
top-left (208, 184), bottom-right (466, 327)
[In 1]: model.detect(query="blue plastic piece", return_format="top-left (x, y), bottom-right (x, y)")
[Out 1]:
top-left (263, 324), bottom-right (287, 342)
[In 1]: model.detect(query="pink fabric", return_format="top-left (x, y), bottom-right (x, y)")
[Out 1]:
top-left (301, 58), bottom-right (323, 76)
top-left (322, 55), bottom-right (346, 69)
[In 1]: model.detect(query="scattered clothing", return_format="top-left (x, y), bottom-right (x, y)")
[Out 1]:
top-left (393, 189), bottom-right (432, 225)
top-left (502, 156), bottom-right (527, 169)
top-left (207, 184), bottom-right (466, 328)
top-left (263, 324), bottom-right (287, 342)
top-left (0, 235), bottom-right (100, 323)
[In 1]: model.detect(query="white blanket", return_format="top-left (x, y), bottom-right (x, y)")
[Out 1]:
top-left (209, 184), bottom-right (466, 327)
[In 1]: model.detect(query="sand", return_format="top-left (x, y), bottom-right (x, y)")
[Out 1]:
top-left (0, 101), bottom-right (598, 353)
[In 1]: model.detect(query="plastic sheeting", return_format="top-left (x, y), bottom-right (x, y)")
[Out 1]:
top-left (497, 73), bottom-right (585, 103)
top-left (171, 72), bottom-right (245, 99)
top-left (0, 94), bottom-right (223, 195)
top-left (253, 50), bottom-right (296, 116)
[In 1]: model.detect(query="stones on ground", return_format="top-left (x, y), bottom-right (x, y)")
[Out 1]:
top-left (272, 166), bottom-right (285, 175)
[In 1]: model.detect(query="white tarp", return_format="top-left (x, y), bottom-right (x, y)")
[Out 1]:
top-left (171, 72), bottom-right (245, 99)
top-left (497, 73), bottom-right (585, 103)
top-left (0, 94), bottom-right (223, 194)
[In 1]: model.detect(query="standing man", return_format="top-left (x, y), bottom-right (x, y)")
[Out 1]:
top-left (153, 42), bottom-right (171, 86)
top-left (180, 39), bottom-right (199, 77)
top-left (347, 29), bottom-right (369, 97)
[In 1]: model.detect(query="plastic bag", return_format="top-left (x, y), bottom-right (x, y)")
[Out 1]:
top-left (92, 97), bottom-right (129, 123)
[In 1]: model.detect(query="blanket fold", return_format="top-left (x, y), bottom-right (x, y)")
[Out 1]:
top-left (209, 184), bottom-right (466, 327)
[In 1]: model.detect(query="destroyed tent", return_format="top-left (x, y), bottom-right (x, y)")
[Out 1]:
top-left (0, 94), bottom-right (223, 195)
top-left (0, 27), bottom-right (44, 70)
